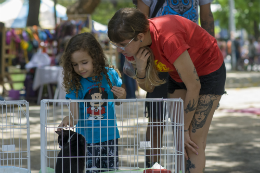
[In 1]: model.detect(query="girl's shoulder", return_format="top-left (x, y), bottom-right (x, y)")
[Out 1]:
top-left (105, 67), bottom-right (118, 76)
top-left (105, 66), bottom-right (115, 71)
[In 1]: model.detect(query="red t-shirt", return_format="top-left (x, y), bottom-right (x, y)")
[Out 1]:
top-left (147, 15), bottom-right (223, 82)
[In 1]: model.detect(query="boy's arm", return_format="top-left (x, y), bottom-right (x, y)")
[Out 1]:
top-left (70, 102), bottom-right (79, 125)
top-left (57, 102), bottom-right (79, 131)
top-left (200, 3), bottom-right (215, 37)
top-left (136, 0), bottom-right (150, 17)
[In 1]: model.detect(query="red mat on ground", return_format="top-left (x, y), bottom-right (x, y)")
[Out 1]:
top-left (224, 108), bottom-right (260, 115)
top-left (144, 169), bottom-right (171, 173)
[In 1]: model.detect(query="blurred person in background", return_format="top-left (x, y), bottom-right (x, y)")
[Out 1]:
top-left (240, 42), bottom-right (249, 71)
top-left (234, 37), bottom-right (242, 71)
top-left (218, 39), bottom-right (227, 60)
top-left (256, 37), bottom-right (260, 66)
top-left (248, 37), bottom-right (256, 71)
top-left (119, 53), bottom-right (137, 98)
top-left (227, 39), bottom-right (232, 57)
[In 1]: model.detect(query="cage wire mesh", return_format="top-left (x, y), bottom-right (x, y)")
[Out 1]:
top-left (40, 98), bottom-right (185, 173)
top-left (0, 100), bottom-right (30, 173)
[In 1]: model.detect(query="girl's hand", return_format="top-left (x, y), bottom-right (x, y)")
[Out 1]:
top-left (134, 47), bottom-right (151, 72)
top-left (184, 131), bottom-right (199, 160)
top-left (57, 116), bottom-right (74, 131)
top-left (111, 86), bottom-right (126, 99)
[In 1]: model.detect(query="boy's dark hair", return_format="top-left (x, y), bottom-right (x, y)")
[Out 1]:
top-left (108, 8), bottom-right (149, 43)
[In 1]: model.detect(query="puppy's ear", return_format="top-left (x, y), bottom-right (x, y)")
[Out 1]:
top-left (55, 130), bottom-right (62, 135)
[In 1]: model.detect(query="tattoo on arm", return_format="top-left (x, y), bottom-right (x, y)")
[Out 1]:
top-left (193, 67), bottom-right (200, 81)
top-left (184, 128), bottom-right (189, 132)
top-left (186, 158), bottom-right (196, 173)
top-left (201, 13), bottom-right (215, 37)
top-left (184, 99), bottom-right (197, 114)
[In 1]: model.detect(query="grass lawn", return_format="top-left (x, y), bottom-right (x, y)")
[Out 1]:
top-left (8, 66), bottom-right (26, 90)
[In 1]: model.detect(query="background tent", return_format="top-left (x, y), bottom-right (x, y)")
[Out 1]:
top-left (0, 0), bottom-right (107, 32)
top-left (0, 0), bottom-right (67, 29)
top-left (92, 20), bottom-right (107, 33)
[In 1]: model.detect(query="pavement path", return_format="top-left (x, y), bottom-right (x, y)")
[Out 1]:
top-left (225, 71), bottom-right (260, 88)
top-left (205, 87), bottom-right (260, 173)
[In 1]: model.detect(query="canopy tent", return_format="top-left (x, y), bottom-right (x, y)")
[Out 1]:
top-left (92, 20), bottom-right (107, 33)
top-left (0, 0), bottom-right (107, 32)
top-left (0, 0), bottom-right (67, 29)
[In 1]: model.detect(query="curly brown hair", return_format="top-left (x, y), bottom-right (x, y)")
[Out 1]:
top-left (60, 32), bottom-right (121, 98)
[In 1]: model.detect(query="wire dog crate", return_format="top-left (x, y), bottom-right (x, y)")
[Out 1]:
top-left (40, 98), bottom-right (185, 173)
top-left (0, 100), bottom-right (30, 173)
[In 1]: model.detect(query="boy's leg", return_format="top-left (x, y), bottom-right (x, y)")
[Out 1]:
top-left (146, 102), bottom-right (165, 167)
top-left (145, 72), bottom-right (168, 167)
top-left (169, 89), bottom-right (187, 172)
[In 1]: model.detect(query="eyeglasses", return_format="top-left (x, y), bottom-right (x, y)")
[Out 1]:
top-left (110, 37), bottom-right (135, 51)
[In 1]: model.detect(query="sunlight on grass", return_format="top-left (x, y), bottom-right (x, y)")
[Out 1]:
top-left (9, 66), bottom-right (26, 90)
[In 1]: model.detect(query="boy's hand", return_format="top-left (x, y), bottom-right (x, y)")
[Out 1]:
top-left (57, 116), bottom-right (74, 131)
top-left (111, 86), bottom-right (126, 99)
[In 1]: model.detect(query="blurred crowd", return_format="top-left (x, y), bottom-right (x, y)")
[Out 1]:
top-left (217, 36), bottom-right (260, 71)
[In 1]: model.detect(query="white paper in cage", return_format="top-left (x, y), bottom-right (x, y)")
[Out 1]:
top-left (0, 166), bottom-right (30, 173)
top-left (2, 145), bottom-right (15, 151)
top-left (139, 141), bottom-right (151, 149)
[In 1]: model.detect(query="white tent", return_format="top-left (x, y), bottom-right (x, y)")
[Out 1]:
top-left (92, 20), bottom-right (107, 33)
top-left (0, 0), bottom-right (67, 29)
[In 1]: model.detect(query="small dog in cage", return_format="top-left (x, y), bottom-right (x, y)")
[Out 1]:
top-left (55, 130), bottom-right (86, 173)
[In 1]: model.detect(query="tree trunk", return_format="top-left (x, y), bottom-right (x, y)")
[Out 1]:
top-left (26, 0), bottom-right (41, 27)
top-left (253, 20), bottom-right (259, 40)
top-left (54, 0), bottom-right (57, 27)
top-left (66, 0), bottom-right (101, 15)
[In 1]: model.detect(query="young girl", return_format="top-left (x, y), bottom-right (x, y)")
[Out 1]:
top-left (57, 32), bottom-right (126, 173)
top-left (108, 8), bottom-right (226, 173)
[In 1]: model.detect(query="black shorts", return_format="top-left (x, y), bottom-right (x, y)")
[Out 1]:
top-left (168, 62), bottom-right (226, 95)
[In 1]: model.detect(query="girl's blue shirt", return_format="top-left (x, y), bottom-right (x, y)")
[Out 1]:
top-left (66, 67), bottom-right (122, 143)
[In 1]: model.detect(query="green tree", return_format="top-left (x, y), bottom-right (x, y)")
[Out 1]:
top-left (91, 1), bottom-right (135, 25)
top-left (58, 0), bottom-right (135, 25)
top-left (57, 0), bottom-right (77, 8)
top-left (214, 0), bottom-right (260, 39)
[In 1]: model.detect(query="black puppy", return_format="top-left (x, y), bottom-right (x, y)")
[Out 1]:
top-left (55, 130), bottom-right (86, 173)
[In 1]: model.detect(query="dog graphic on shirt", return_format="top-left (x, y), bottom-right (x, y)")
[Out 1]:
top-left (84, 87), bottom-right (108, 120)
